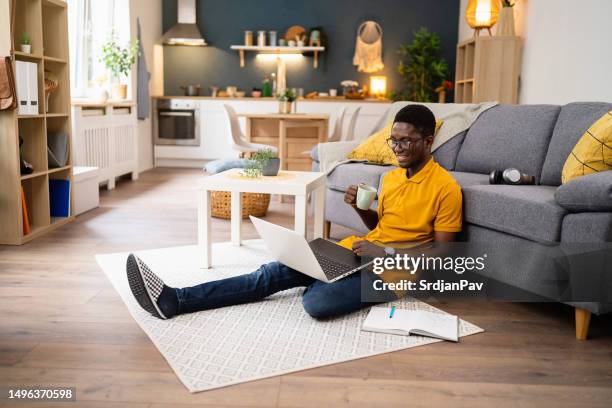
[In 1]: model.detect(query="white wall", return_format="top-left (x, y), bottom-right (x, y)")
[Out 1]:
top-left (518, 0), bottom-right (612, 104)
top-left (129, 0), bottom-right (163, 173)
top-left (458, 0), bottom-right (612, 104)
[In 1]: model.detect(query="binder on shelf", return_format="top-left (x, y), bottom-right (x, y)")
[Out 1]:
top-left (20, 185), bottom-right (31, 235)
top-left (15, 61), bottom-right (28, 115)
top-left (15, 61), bottom-right (39, 115)
top-left (27, 62), bottom-right (39, 114)
top-left (49, 179), bottom-right (71, 218)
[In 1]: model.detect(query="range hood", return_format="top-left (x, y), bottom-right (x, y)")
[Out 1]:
top-left (161, 0), bottom-right (207, 46)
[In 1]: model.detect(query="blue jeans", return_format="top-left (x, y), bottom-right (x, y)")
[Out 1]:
top-left (176, 261), bottom-right (378, 319)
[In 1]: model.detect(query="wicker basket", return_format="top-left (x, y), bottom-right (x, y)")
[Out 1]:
top-left (211, 191), bottom-right (271, 219)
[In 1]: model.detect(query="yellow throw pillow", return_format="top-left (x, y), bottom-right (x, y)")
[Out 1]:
top-left (347, 120), bottom-right (443, 166)
top-left (561, 111), bottom-right (612, 183)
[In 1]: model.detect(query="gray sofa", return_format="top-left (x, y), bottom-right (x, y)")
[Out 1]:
top-left (312, 101), bottom-right (612, 339)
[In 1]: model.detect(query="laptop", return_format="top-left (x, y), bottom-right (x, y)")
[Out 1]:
top-left (250, 216), bottom-right (374, 283)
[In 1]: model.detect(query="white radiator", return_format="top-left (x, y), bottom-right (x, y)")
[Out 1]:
top-left (71, 104), bottom-right (139, 190)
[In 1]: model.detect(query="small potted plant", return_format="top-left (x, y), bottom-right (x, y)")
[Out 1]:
top-left (21, 32), bottom-right (31, 54)
top-left (277, 88), bottom-right (296, 114)
top-left (256, 148), bottom-right (280, 176)
top-left (240, 148), bottom-right (280, 177)
top-left (100, 33), bottom-right (139, 100)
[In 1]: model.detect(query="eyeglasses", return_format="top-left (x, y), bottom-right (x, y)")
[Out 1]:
top-left (386, 137), bottom-right (423, 150)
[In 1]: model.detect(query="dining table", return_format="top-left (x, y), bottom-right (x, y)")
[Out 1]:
top-left (239, 113), bottom-right (329, 171)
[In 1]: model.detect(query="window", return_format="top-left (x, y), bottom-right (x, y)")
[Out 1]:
top-left (68, 0), bottom-right (131, 97)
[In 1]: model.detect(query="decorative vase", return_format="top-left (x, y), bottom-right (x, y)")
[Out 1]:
top-left (20, 44), bottom-right (31, 53)
top-left (495, 7), bottom-right (516, 36)
top-left (262, 158), bottom-right (280, 176)
top-left (111, 83), bottom-right (128, 100)
top-left (278, 100), bottom-right (292, 114)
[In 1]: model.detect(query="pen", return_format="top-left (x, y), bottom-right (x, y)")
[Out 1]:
top-left (389, 306), bottom-right (395, 318)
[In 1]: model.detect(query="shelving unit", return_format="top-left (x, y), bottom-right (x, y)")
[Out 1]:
top-left (0, 0), bottom-right (73, 245)
top-left (454, 36), bottom-right (522, 104)
top-left (230, 45), bottom-right (325, 68)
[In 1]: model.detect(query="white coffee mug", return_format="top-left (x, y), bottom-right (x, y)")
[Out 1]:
top-left (356, 183), bottom-right (377, 210)
top-left (329, 89), bottom-right (338, 97)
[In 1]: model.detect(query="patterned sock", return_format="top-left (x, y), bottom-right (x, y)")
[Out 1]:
top-left (156, 285), bottom-right (179, 318)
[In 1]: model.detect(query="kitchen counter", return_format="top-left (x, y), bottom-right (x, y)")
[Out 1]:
top-left (152, 95), bottom-right (391, 103)
top-left (153, 96), bottom-right (390, 168)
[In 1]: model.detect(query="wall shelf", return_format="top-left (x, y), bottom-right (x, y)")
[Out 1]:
top-left (43, 55), bottom-right (67, 63)
top-left (21, 170), bottom-right (47, 181)
top-left (18, 114), bottom-right (45, 119)
top-left (48, 165), bottom-right (72, 174)
top-left (13, 51), bottom-right (43, 61)
top-left (230, 45), bottom-right (325, 68)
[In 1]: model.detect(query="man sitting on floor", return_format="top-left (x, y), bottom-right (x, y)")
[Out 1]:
top-left (126, 105), bottom-right (463, 320)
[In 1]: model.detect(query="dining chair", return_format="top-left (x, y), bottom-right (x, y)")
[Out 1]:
top-left (327, 107), bottom-right (347, 142)
top-left (343, 106), bottom-right (362, 141)
top-left (223, 104), bottom-right (278, 155)
top-left (302, 107), bottom-right (347, 157)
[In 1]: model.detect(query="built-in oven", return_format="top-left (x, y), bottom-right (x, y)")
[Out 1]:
top-left (154, 99), bottom-right (200, 146)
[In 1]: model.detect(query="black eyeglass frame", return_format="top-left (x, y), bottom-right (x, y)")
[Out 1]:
top-left (385, 137), bottom-right (425, 150)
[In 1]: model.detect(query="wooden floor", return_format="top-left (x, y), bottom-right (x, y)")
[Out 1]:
top-left (1, 168), bottom-right (611, 408)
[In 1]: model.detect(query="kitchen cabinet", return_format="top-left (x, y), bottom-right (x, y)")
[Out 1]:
top-left (153, 97), bottom-right (390, 168)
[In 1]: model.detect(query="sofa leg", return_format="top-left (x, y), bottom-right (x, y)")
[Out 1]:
top-left (324, 221), bottom-right (331, 239)
top-left (575, 308), bottom-right (591, 340)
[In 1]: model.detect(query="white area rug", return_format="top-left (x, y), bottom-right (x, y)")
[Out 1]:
top-left (96, 240), bottom-right (483, 393)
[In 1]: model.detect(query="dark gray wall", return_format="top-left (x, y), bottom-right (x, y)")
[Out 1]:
top-left (162, 0), bottom-right (459, 97)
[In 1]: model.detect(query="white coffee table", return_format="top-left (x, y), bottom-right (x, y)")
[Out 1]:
top-left (198, 169), bottom-right (327, 268)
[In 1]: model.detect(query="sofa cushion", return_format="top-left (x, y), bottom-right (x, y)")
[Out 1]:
top-left (326, 162), bottom-right (393, 192)
top-left (561, 109), bottom-right (612, 183)
top-left (432, 130), bottom-right (466, 171)
top-left (555, 171), bottom-right (612, 212)
top-left (455, 104), bottom-right (561, 181)
top-left (540, 102), bottom-right (612, 186)
top-left (449, 171), bottom-right (490, 187)
top-left (462, 184), bottom-right (567, 244)
top-left (561, 212), bottom-right (612, 242)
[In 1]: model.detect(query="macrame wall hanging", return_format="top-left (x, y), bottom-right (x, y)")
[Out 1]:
top-left (353, 20), bottom-right (384, 73)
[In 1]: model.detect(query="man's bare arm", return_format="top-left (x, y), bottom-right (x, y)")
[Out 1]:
top-left (344, 185), bottom-right (379, 230)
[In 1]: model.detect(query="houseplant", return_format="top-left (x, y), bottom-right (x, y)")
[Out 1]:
top-left (240, 148), bottom-right (280, 177)
top-left (277, 88), bottom-right (296, 114)
top-left (397, 28), bottom-right (448, 102)
top-left (256, 148), bottom-right (280, 176)
top-left (100, 34), bottom-right (139, 100)
top-left (20, 32), bottom-right (31, 53)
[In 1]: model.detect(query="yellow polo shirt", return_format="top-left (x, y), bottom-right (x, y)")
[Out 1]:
top-left (338, 158), bottom-right (462, 250)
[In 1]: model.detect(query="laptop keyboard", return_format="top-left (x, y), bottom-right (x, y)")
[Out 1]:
top-left (313, 252), bottom-right (356, 280)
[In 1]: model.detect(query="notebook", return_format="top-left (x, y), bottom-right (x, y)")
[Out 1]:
top-left (362, 306), bottom-right (459, 342)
